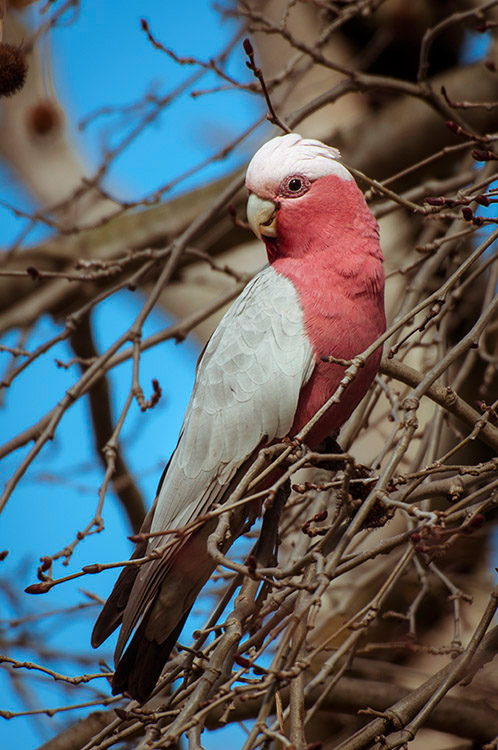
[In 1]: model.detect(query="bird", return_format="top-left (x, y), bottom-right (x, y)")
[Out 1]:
top-left (91, 132), bottom-right (386, 701)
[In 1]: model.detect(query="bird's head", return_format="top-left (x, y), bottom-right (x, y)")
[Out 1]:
top-left (245, 133), bottom-right (380, 265)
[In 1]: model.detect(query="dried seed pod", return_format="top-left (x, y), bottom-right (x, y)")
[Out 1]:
top-left (0, 43), bottom-right (28, 97)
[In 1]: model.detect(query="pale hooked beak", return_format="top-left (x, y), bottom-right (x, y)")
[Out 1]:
top-left (246, 193), bottom-right (278, 239)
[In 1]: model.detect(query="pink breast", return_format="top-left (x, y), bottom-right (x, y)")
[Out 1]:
top-left (272, 254), bottom-right (385, 447)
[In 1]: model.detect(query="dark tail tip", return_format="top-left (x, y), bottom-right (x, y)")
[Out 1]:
top-left (112, 610), bottom-right (191, 701)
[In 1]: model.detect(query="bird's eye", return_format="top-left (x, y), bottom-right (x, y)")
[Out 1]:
top-left (288, 178), bottom-right (302, 192)
top-left (280, 174), bottom-right (310, 197)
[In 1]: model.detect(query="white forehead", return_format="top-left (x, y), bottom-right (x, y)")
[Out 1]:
top-left (246, 132), bottom-right (352, 191)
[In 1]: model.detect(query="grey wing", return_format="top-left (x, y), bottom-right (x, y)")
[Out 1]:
top-left (115, 266), bottom-right (315, 657)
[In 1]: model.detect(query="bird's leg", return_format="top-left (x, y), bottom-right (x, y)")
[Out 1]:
top-left (307, 437), bottom-right (389, 528)
top-left (314, 436), bottom-right (380, 508)
top-left (313, 434), bottom-right (346, 471)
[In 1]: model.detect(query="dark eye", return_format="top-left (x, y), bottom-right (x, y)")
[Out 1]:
top-left (288, 178), bottom-right (302, 192)
top-left (280, 174), bottom-right (310, 197)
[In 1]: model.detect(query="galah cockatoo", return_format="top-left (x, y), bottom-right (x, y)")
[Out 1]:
top-left (92, 133), bottom-right (386, 701)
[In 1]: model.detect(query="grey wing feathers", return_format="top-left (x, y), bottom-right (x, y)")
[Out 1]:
top-left (151, 265), bottom-right (314, 534)
top-left (99, 266), bottom-right (315, 664)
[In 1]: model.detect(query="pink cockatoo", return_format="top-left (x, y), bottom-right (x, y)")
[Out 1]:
top-left (92, 133), bottom-right (386, 701)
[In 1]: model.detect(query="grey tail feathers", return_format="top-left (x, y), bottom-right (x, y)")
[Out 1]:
top-left (91, 539), bottom-right (147, 648)
top-left (111, 608), bottom-right (191, 702)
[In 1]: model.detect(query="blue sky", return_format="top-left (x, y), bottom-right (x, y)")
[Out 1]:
top-left (0, 2), bottom-right (262, 747)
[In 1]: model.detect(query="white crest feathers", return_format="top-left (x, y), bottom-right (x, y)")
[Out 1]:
top-left (245, 132), bottom-right (352, 194)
